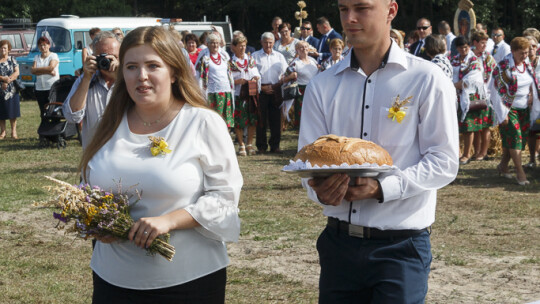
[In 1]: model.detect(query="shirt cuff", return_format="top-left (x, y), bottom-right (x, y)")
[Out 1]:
top-left (378, 175), bottom-right (401, 203)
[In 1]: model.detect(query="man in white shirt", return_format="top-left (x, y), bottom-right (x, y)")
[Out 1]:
top-left (299, 0), bottom-right (459, 302)
top-left (252, 32), bottom-right (287, 154)
top-left (490, 27), bottom-right (511, 63)
top-left (63, 31), bottom-right (120, 149)
top-left (409, 17), bottom-right (432, 60)
top-left (438, 20), bottom-right (456, 56)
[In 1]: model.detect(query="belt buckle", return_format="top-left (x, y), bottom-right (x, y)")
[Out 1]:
top-left (348, 224), bottom-right (364, 238)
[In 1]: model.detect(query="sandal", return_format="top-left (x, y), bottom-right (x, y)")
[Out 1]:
top-left (238, 145), bottom-right (247, 156)
top-left (523, 162), bottom-right (536, 169)
top-left (246, 144), bottom-right (256, 156)
top-left (459, 157), bottom-right (470, 165)
top-left (496, 164), bottom-right (513, 179)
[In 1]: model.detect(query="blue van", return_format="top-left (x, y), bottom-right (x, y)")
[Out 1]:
top-left (17, 16), bottom-right (161, 87)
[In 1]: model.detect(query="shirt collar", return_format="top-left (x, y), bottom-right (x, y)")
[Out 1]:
top-left (334, 40), bottom-right (407, 76)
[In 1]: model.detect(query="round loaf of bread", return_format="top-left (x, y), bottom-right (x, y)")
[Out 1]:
top-left (294, 135), bottom-right (393, 166)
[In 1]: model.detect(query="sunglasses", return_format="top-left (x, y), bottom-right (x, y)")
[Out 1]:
top-left (417, 26), bottom-right (430, 31)
top-left (492, 33), bottom-right (503, 37)
top-left (301, 27), bottom-right (311, 30)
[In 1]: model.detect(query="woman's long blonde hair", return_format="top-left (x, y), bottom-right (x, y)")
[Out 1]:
top-left (79, 26), bottom-right (208, 180)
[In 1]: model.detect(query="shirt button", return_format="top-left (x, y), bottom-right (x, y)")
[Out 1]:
top-left (365, 105), bottom-right (370, 109)
top-left (367, 79), bottom-right (372, 83)
top-left (352, 209), bottom-right (357, 213)
top-left (363, 132), bottom-right (368, 136)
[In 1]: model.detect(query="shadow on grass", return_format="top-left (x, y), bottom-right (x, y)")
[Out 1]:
top-left (3, 166), bottom-right (78, 175)
top-left (456, 165), bottom-right (540, 193)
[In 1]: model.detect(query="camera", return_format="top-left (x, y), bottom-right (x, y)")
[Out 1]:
top-left (95, 53), bottom-right (111, 70)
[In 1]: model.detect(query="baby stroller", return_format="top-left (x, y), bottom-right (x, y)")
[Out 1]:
top-left (37, 76), bottom-right (81, 149)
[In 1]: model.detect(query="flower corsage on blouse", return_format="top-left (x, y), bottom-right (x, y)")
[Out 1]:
top-left (149, 136), bottom-right (172, 156)
top-left (388, 95), bottom-right (412, 123)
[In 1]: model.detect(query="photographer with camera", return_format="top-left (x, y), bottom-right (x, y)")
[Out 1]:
top-left (63, 31), bottom-right (120, 149)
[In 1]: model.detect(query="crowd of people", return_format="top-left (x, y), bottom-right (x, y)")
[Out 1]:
top-left (1, 1), bottom-right (539, 301)
top-left (388, 17), bottom-right (540, 185)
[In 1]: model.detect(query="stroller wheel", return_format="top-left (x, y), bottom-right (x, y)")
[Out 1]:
top-left (57, 138), bottom-right (67, 149)
top-left (39, 137), bottom-right (49, 148)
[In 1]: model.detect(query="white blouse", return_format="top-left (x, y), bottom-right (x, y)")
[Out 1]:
top-left (34, 52), bottom-right (59, 91)
top-left (273, 38), bottom-right (299, 64)
top-left (512, 67), bottom-right (534, 109)
top-left (290, 57), bottom-right (319, 85)
top-left (88, 104), bottom-right (242, 289)
top-left (207, 54), bottom-right (233, 93)
top-left (231, 54), bottom-right (261, 97)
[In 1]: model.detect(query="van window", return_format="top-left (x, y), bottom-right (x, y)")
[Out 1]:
top-left (24, 33), bottom-right (34, 48)
top-left (74, 31), bottom-right (85, 50)
top-left (0, 34), bottom-right (22, 49)
top-left (31, 26), bottom-right (72, 53)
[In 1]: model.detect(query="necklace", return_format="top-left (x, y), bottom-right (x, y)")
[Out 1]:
top-left (515, 63), bottom-right (526, 73)
top-left (236, 58), bottom-right (248, 70)
top-left (210, 53), bottom-right (221, 65)
top-left (134, 104), bottom-right (172, 127)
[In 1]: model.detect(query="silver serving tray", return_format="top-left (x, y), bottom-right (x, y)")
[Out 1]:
top-left (282, 167), bottom-right (392, 178)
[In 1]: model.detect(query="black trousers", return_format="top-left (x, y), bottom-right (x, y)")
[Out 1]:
top-left (34, 89), bottom-right (50, 121)
top-left (256, 93), bottom-right (282, 152)
top-left (92, 268), bottom-right (226, 304)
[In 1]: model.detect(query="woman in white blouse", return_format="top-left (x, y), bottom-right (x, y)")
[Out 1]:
top-left (491, 37), bottom-right (540, 185)
top-left (31, 36), bottom-right (59, 121)
top-left (282, 41), bottom-right (319, 128)
top-left (79, 26), bottom-right (242, 302)
top-left (229, 35), bottom-right (260, 156)
top-left (195, 34), bottom-right (235, 127)
top-left (273, 22), bottom-right (299, 64)
top-left (319, 38), bottom-right (344, 72)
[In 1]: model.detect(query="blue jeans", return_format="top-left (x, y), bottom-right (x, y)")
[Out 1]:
top-left (317, 226), bottom-right (432, 304)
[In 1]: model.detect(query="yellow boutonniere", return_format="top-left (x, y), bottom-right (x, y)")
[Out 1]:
top-left (388, 95), bottom-right (413, 123)
top-left (149, 136), bottom-right (172, 156)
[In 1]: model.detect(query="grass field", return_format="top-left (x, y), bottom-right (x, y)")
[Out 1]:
top-left (0, 100), bottom-right (539, 303)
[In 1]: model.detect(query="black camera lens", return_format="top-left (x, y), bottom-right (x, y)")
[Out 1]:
top-left (96, 53), bottom-right (111, 70)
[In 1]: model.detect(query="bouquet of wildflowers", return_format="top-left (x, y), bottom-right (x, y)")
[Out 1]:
top-left (34, 176), bottom-right (175, 261)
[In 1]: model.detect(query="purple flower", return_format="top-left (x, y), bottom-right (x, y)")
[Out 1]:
top-left (53, 212), bottom-right (68, 223)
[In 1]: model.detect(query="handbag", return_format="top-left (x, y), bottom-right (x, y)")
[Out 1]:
top-left (468, 91), bottom-right (488, 111)
top-left (531, 117), bottom-right (540, 133)
top-left (240, 80), bottom-right (259, 99)
top-left (282, 82), bottom-right (300, 100)
top-left (13, 79), bottom-right (25, 92)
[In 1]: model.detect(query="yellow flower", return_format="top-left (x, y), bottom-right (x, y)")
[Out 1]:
top-left (387, 95), bottom-right (413, 123)
top-left (149, 136), bottom-right (172, 156)
top-left (388, 107), bottom-right (406, 123)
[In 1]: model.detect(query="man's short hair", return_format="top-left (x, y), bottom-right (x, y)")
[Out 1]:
top-left (302, 21), bottom-right (312, 27)
top-left (317, 17), bottom-right (330, 26)
top-left (272, 16), bottom-right (282, 23)
top-left (233, 30), bottom-right (244, 37)
top-left (92, 31), bottom-right (120, 50)
top-left (454, 35), bottom-right (470, 47)
top-left (261, 32), bottom-right (275, 41)
top-left (417, 18), bottom-right (431, 26)
top-left (438, 21), bottom-right (450, 31)
top-left (492, 27), bottom-right (504, 33)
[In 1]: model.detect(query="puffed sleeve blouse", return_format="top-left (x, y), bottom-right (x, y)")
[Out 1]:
top-left (87, 103), bottom-right (243, 290)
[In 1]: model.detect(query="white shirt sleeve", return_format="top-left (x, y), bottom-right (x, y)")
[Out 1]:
top-left (184, 112), bottom-right (243, 242)
top-left (62, 75), bottom-right (85, 124)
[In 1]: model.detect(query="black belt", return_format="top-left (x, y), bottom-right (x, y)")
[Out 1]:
top-left (327, 217), bottom-right (428, 240)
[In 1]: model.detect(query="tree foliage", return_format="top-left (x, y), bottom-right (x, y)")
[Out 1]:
top-left (1, 0), bottom-right (539, 45)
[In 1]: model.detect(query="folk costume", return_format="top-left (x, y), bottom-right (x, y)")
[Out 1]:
top-left (490, 54), bottom-right (540, 150)
top-left (282, 57), bottom-right (318, 127)
top-left (451, 50), bottom-right (488, 132)
top-left (196, 51), bottom-right (235, 128)
top-left (229, 54), bottom-right (261, 128)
